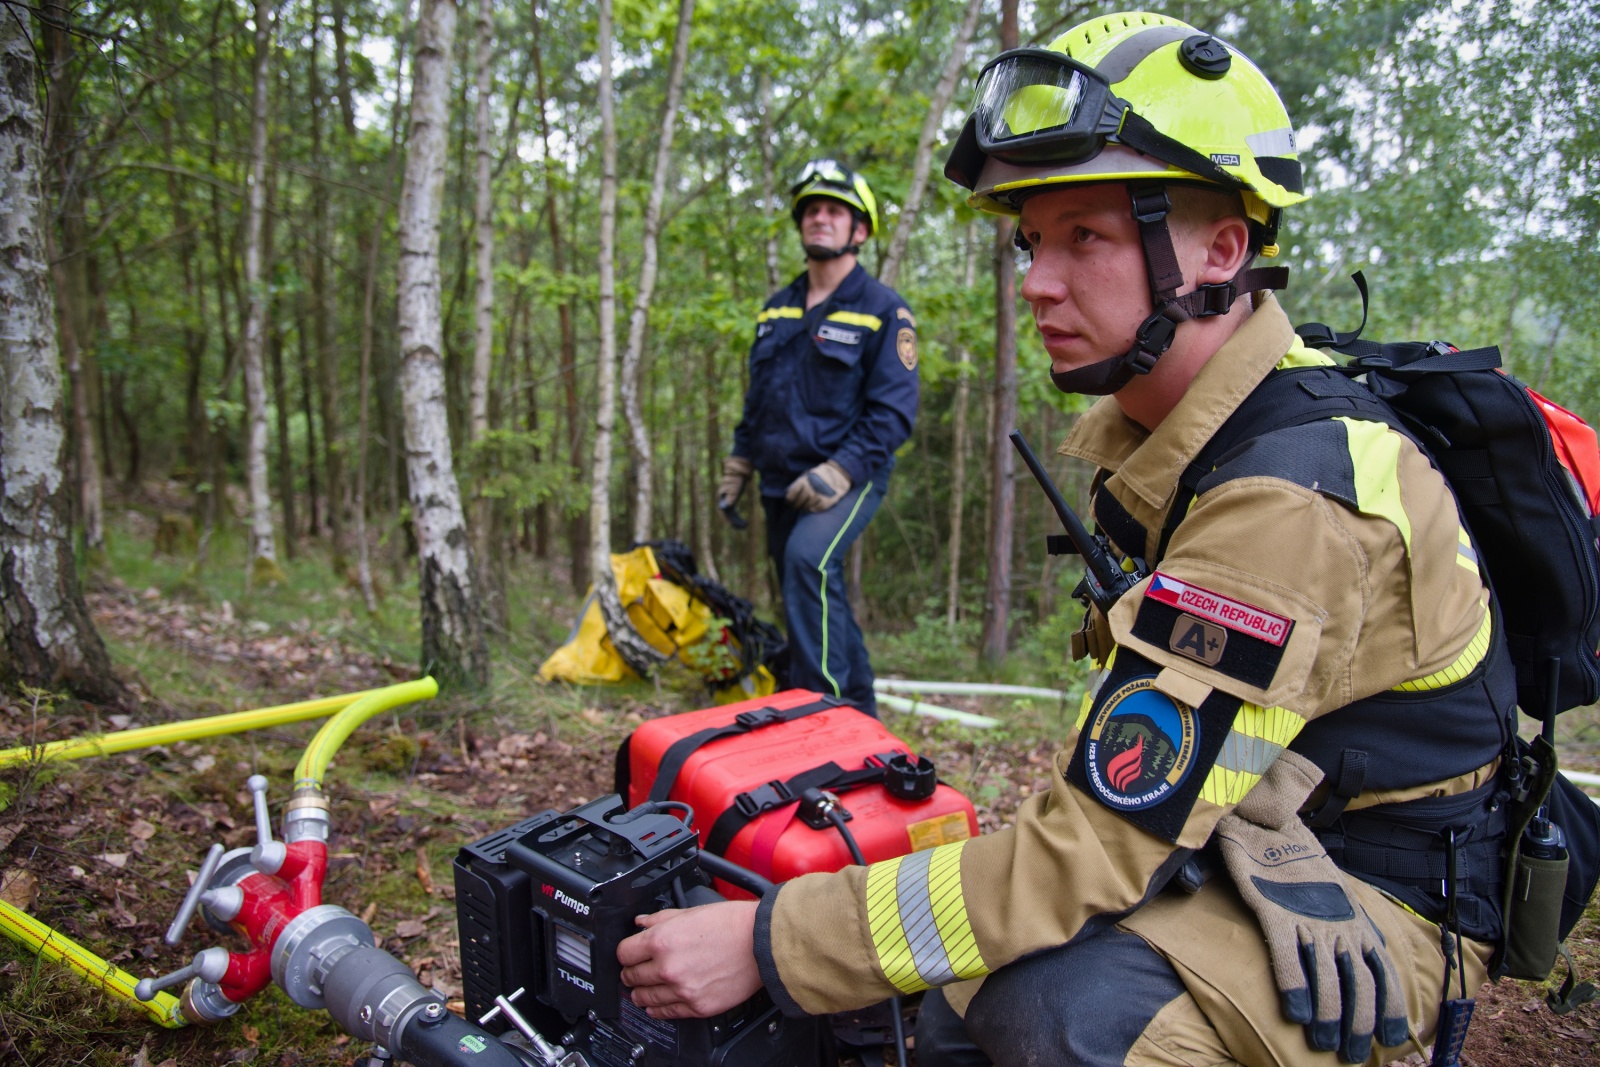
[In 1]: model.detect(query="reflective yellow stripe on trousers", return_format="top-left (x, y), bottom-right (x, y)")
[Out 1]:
top-left (866, 842), bottom-right (988, 993)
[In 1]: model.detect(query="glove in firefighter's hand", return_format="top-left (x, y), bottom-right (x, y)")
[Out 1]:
top-left (1214, 750), bottom-right (1410, 1063)
top-left (717, 456), bottom-right (754, 509)
top-left (617, 900), bottom-right (762, 1019)
top-left (784, 460), bottom-right (851, 513)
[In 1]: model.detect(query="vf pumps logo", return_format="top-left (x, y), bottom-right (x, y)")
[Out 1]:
top-left (542, 883), bottom-right (591, 916)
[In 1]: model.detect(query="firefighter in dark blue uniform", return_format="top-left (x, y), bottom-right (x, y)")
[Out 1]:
top-left (718, 160), bottom-right (919, 717)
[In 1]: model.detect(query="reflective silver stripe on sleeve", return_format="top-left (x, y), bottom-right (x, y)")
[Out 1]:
top-left (895, 848), bottom-right (959, 987)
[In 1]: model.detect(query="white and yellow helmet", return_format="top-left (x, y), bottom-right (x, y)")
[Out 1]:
top-left (944, 11), bottom-right (1307, 252)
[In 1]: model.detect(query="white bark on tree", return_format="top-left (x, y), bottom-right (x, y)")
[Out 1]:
top-left (0, 10), bottom-right (124, 705)
top-left (621, 0), bottom-right (696, 546)
top-left (241, 0), bottom-right (279, 577)
top-left (879, 0), bottom-right (984, 289)
top-left (589, 0), bottom-right (664, 677)
top-left (468, 0), bottom-right (494, 443)
top-left (398, 0), bottom-right (489, 688)
top-left (589, 0), bottom-right (618, 577)
top-left (946, 220), bottom-right (978, 629)
top-left (466, 0), bottom-right (501, 626)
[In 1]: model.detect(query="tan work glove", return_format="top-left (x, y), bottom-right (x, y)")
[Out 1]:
top-left (784, 460), bottom-right (851, 513)
top-left (717, 456), bottom-right (753, 509)
top-left (1214, 750), bottom-right (1410, 1064)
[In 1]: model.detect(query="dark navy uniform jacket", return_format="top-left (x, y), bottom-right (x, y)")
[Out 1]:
top-left (732, 264), bottom-right (919, 496)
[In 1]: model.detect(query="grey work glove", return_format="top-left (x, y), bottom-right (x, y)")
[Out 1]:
top-left (784, 460), bottom-right (851, 513)
top-left (1214, 750), bottom-right (1410, 1064)
top-left (717, 456), bottom-right (753, 509)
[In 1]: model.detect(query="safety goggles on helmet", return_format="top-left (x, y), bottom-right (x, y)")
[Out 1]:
top-left (949, 47), bottom-right (1243, 197)
top-left (969, 48), bottom-right (1129, 166)
top-left (789, 158), bottom-right (855, 197)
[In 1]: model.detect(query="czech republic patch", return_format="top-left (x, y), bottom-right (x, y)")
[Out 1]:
top-left (1132, 572), bottom-right (1294, 690)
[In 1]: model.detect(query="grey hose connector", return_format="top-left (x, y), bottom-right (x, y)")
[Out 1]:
top-left (320, 944), bottom-right (432, 1050)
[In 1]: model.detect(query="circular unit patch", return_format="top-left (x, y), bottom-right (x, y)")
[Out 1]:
top-left (1083, 676), bottom-right (1198, 811)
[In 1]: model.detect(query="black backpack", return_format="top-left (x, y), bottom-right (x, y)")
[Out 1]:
top-left (1171, 274), bottom-right (1600, 720)
top-left (1293, 278), bottom-right (1600, 721)
top-left (1168, 276), bottom-right (1600, 959)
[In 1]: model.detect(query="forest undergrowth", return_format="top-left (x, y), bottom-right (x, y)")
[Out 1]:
top-left (0, 503), bottom-right (1597, 1066)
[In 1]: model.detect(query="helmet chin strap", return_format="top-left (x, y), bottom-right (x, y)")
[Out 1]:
top-left (1049, 183), bottom-right (1289, 397)
top-left (804, 241), bottom-right (860, 261)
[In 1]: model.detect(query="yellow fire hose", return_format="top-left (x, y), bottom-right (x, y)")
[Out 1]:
top-left (0, 687), bottom-right (392, 769)
top-left (0, 678), bottom-right (439, 1027)
top-left (293, 677), bottom-right (439, 790)
top-left (0, 897), bottom-right (187, 1027)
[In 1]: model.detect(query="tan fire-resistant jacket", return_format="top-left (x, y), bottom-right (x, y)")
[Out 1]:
top-left (753, 295), bottom-right (1492, 1016)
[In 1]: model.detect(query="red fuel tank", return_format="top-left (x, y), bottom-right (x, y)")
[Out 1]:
top-left (621, 689), bottom-right (978, 898)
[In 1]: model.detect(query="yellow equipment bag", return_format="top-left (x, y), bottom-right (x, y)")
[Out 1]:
top-left (538, 545), bottom-right (777, 702)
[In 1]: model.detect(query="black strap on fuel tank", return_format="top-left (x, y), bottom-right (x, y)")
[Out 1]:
top-left (703, 761), bottom-right (889, 856)
top-left (646, 697), bottom-right (839, 802)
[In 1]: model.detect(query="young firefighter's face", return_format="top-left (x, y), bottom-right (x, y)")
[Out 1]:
top-left (1018, 183), bottom-right (1155, 375)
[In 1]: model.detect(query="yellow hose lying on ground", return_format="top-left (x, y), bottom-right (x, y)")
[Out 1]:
top-left (0, 687), bottom-right (393, 769)
top-left (0, 678), bottom-right (439, 1028)
top-left (293, 677), bottom-right (439, 790)
top-left (0, 898), bottom-right (186, 1028)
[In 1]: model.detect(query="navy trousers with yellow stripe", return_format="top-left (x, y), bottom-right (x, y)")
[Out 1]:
top-left (762, 469), bottom-right (887, 717)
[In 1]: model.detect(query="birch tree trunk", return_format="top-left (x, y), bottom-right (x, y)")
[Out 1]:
top-left (467, 0), bottom-right (502, 625)
top-left (468, 0), bottom-right (494, 446)
top-left (946, 220), bottom-right (978, 628)
top-left (43, 4), bottom-right (104, 554)
top-left (241, 0), bottom-right (281, 582)
top-left (398, 0), bottom-right (489, 689)
top-left (589, 0), bottom-right (619, 579)
top-left (0, 11), bottom-right (126, 706)
top-left (878, 0), bottom-right (984, 288)
top-left (621, 0), bottom-right (696, 545)
top-left (590, 0), bottom-right (664, 676)
top-left (980, 0), bottom-right (1020, 665)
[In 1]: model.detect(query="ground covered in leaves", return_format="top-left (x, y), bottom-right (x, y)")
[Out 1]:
top-left (2, 512), bottom-right (1599, 1066)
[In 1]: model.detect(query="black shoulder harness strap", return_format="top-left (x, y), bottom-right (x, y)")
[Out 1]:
top-left (1156, 366), bottom-right (1412, 562)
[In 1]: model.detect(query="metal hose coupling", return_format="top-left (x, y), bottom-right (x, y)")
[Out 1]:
top-left (283, 786), bottom-right (331, 846)
top-left (321, 943), bottom-right (529, 1066)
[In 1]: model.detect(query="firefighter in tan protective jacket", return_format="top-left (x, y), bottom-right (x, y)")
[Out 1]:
top-left (618, 13), bottom-right (1512, 1065)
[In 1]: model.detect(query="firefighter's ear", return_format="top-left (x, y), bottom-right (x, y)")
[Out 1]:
top-left (1197, 214), bottom-right (1252, 286)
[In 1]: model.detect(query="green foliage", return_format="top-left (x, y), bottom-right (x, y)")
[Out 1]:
top-left (462, 428), bottom-right (586, 517)
top-left (38, 0), bottom-right (1600, 686)
top-left (676, 617), bottom-right (742, 681)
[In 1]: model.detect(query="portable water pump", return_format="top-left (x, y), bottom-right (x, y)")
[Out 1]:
top-left (454, 795), bottom-right (831, 1067)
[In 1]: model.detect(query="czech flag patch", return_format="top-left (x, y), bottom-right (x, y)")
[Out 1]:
top-left (1145, 572), bottom-right (1292, 647)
